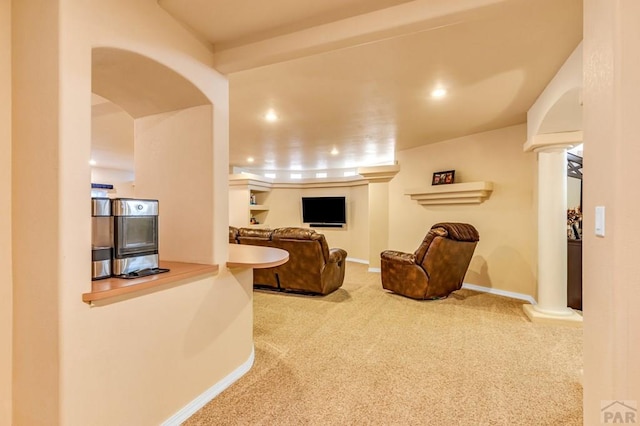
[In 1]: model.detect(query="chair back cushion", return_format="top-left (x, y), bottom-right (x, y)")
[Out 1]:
top-left (418, 223), bottom-right (479, 298)
top-left (421, 238), bottom-right (478, 297)
top-left (269, 227), bottom-right (329, 292)
top-left (431, 222), bottom-right (480, 242)
top-left (237, 227), bottom-right (273, 244)
top-left (413, 227), bottom-right (447, 265)
top-left (272, 227), bottom-right (330, 264)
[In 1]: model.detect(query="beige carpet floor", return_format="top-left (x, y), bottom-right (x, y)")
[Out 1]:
top-left (185, 262), bottom-right (583, 425)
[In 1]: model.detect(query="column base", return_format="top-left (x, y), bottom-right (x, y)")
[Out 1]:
top-left (523, 304), bottom-right (583, 327)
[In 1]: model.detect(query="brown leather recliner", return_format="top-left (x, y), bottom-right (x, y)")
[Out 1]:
top-left (233, 226), bottom-right (347, 295)
top-left (381, 223), bottom-right (479, 300)
top-left (229, 226), bottom-right (239, 243)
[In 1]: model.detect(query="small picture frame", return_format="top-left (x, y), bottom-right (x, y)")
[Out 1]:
top-left (432, 170), bottom-right (455, 185)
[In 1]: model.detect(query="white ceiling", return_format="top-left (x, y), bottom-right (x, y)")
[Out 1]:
top-left (92, 0), bottom-right (583, 174)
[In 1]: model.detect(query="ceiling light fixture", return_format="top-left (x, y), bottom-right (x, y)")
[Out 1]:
top-left (330, 148), bottom-right (339, 155)
top-left (89, 159), bottom-right (97, 166)
top-left (431, 87), bottom-right (447, 99)
top-left (247, 157), bottom-right (254, 163)
top-left (264, 109), bottom-right (278, 122)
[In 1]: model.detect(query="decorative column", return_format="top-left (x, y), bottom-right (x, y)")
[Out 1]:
top-left (357, 165), bottom-right (399, 272)
top-left (523, 133), bottom-right (583, 325)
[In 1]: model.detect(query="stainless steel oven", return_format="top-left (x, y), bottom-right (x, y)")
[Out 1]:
top-left (112, 198), bottom-right (161, 277)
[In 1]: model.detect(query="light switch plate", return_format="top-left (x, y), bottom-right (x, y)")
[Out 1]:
top-left (595, 206), bottom-right (605, 237)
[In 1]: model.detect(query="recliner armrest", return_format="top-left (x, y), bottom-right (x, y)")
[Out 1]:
top-left (328, 248), bottom-right (347, 263)
top-left (381, 250), bottom-right (416, 265)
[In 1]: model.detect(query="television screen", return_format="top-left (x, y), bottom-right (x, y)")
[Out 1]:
top-left (301, 196), bottom-right (346, 225)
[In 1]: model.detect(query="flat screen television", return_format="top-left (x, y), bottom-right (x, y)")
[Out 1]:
top-left (301, 196), bottom-right (346, 226)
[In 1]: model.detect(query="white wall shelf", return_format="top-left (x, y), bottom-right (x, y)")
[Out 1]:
top-left (405, 181), bottom-right (494, 205)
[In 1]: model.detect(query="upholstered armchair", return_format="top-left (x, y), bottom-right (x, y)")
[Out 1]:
top-left (381, 223), bottom-right (479, 299)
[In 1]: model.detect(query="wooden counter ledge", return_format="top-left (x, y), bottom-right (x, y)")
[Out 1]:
top-left (83, 261), bottom-right (219, 304)
top-left (83, 245), bottom-right (287, 304)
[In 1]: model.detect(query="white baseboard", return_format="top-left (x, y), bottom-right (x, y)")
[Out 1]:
top-left (345, 257), bottom-right (380, 273)
top-left (461, 283), bottom-right (537, 305)
top-left (346, 257), bottom-right (380, 272)
top-left (162, 346), bottom-right (255, 426)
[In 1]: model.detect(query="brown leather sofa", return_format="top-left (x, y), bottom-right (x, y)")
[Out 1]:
top-left (380, 223), bottom-right (479, 299)
top-left (229, 226), bottom-right (347, 295)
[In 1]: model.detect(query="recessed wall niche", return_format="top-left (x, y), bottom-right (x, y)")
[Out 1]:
top-left (91, 47), bottom-right (215, 264)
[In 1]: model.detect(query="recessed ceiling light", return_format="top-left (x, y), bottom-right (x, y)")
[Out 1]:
top-left (431, 88), bottom-right (447, 99)
top-left (264, 109), bottom-right (278, 122)
top-left (331, 148), bottom-right (339, 155)
top-left (247, 157), bottom-right (254, 163)
top-left (89, 159), bottom-right (97, 166)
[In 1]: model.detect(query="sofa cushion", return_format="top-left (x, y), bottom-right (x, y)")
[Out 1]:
top-left (238, 227), bottom-right (273, 239)
top-left (271, 227), bottom-right (319, 241)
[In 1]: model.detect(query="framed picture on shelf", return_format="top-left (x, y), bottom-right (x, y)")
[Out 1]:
top-left (432, 170), bottom-right (455, 185)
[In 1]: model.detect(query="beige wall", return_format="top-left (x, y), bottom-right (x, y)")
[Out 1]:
top-left (301, 185), bottom-right (369, 261)
top-left (583, 1), bottom-right (640, 423)
top-left (0, 0), bottom-right (11, 423)
top-left (343, 184), bottom-right (369, 261)
top-left (367, 181), bottom-right (389, 270)
top-left (254, 186), bottom-right (302, 228)
top-left (60, 270), bottom-right (253, 425)
top-left (229, 185), bottom-right (255, 228)
top-left (11, 0), bottom-right (245, 424)
top-left (135, 105), bottom-right (214, 264)
top-left (90, 96), bottom-right (135, 197)
top-left (91, 99), bottom-right (134, 172)
top-left (390, 124), bottom-right (537, 296)
top-left (12, 0), bottom-right (62, 423)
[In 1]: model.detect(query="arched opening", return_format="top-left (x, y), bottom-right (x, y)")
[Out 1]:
top-left (537, 87), bottom-right (582, 135)
top-left (91, 47), bottom-right (215, 264)
top-left (536, 86), bottom-right (584, 311)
